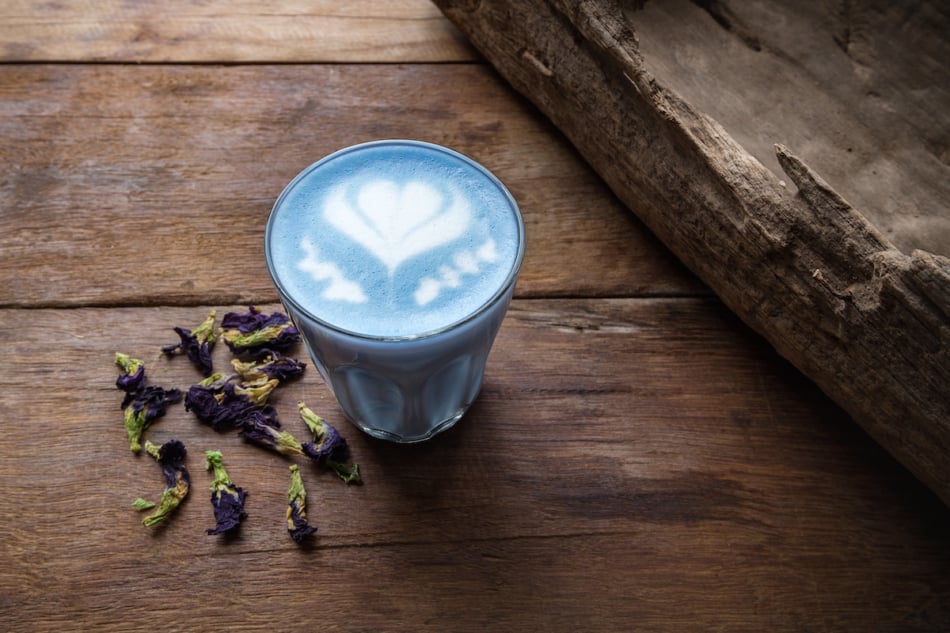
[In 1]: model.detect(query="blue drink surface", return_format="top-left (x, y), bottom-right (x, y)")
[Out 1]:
top-left (266, 140), bottom-right (523, 338)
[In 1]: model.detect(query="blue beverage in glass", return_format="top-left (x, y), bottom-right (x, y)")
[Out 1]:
top-left (265, 140), bottom-right (525, 442)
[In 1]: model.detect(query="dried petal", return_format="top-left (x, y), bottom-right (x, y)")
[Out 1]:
top-left (299, 402), bottom-right (362, 485)
top-left (132, 498), bottom-right (156, 511)
top-left (162, 310), bottom-right (217, 376)
top-left (114, 352), bottom-right (147, 393)
top-left (221, 305), bottom-right (287, 333)
top-left (204, 450), bottom-right (248, 536)
top-left (298, 402), bottom-right (348, 464)
top-left (231, 351), bottom-right (306, 383)
top-left (256, 351), bottom-right (307, 381)
top-left (185, 377), bottom-right (278, 432)
top-left (122, 385), bottom-right (182, 453)
top-left (142, 439), bottom-right (190, 527)
top-left (239, 411), bottom-right (304, 456)
top-left (286, 464), bottom-right (317, 543)
top-left (325, 460), bottom-right (362, 485)
top-left (232, 378), bottom-right (280, 406)
top-left (220, 306), bottom-right (300, 356)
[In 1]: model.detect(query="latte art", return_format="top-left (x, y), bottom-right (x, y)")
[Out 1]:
top-left (297, 237), bottom-right (367, 304)
top-left (324, 179), bottom-right (471, 275)
top-left (413, 238), bottom-right (499, 306)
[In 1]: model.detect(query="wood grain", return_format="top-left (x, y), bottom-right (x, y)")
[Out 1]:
top-left (0, 63), bottom-right (703, 308)
top-left (0, 0), bottom-right (476, 63)
top-left (634, 0), bottom-right (950, 255)
top-left (2, 1), bottom-right (948, 630)
top-left (1, 302), bottom-right (948, 630)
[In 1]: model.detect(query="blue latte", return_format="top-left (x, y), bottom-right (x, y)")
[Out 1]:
top-left (265, 140), bottom-right (525, 442)
top-left (266, 141), bottom-right (522, 338)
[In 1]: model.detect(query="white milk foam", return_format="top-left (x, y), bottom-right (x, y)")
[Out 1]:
top-left (267, 141), bottom-right (522, 338)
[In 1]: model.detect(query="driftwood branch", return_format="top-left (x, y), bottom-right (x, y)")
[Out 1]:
top-left (434, 0), bottom-right (950, 503)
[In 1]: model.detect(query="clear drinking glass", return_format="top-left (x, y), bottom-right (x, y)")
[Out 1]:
top-left (265, 140), bottom-right (525, 442)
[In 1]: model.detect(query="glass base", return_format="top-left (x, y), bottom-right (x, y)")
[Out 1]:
top-left (352, 406), bottom-right (468, 443)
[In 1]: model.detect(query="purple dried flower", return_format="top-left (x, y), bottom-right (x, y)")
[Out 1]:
top-left (141, 439), bottom-right (190, 527)
top-left (297, 402), bottom-right (348, 463)
top-left (114, 352), bottom-right (147, 393)
top-left (162, 310), bottom-right (217, 376)
top-left (121, 385), bottom-right (182, 453)
top-left (232, 377), bottom-right (280, 406)
top-left (220, 306), bottom-right (300, 356)
top-left (183, 379), bottom-right (228, 426)
top-left (286, 464), bottom-right (317, 543)
top-left (258, 351), bottom-right (307, 381)
top-left (185, 375), bottom-right (278, 432)
top-left (115, 352), bottom-right (180, 452)
top-left (231, 351), bottom-right (306, 384)
top-left (220, 305), bottom-right (286, 333)
top-left (298, 402), bottom-right (362, 485)
top-left (239, 411), bottom-right (304, 456)
top-left (204, 450), bottom-right (248, 536)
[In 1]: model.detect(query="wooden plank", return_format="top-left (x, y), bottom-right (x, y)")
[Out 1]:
top-left (4, 533), bottom-right (948, 631)
top-left (0, 63), bottom-right (704, 308)
top-left (0, 0), bottom-right (477, 63)
top-left (1, 301), bottom-right (948, 630)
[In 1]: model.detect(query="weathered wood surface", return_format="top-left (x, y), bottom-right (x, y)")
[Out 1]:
top-left (0, 63), bottom-right (702, 308)
top-left (2, 304), bottom-right (949, 630)
top-left (1, 1), bottom-right (948, 631)
top-left (635, 0), bottom-right (950, 256)
top-left (432, 0), bottom-right (950, 504)
top-left (0, 0), bottom-right (476, 62)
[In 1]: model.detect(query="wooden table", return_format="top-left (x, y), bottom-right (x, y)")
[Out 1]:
top-left (1, 2), bottom-right (948, 631)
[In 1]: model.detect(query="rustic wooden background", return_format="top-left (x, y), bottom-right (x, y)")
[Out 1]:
top-left (1, 1), bottom-right (948, 631)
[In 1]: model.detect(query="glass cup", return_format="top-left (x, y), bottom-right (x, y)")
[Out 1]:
top-left (265, 140), bottom-right (525, 442)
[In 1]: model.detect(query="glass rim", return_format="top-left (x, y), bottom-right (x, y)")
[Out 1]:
top-left (264, 139), bottom-right (526, 342)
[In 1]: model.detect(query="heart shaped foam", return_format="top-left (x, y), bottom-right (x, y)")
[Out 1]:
top-left (325, 179), bottom-right (471, 274)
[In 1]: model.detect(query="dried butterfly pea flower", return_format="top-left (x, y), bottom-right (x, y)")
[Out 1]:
top-left (239, 411), bottom-right (305, 457)
top-left (204, 450), bottom-right (248, 536)
top-left (225, 352), bottom-right (305, 409)
top-left (298, 402), bottom-right (362, 485)
top-left (115, 352), bottom-right (182, 452)
top-left (114, 352), bottom-right (146, 393)
top-left (185, 375), bottom-right (278, 432)
top-left (297, 402), bottom-right (347, 463)
top-left (142, 439), bottom-right (190, 527)
top-left (232, 377), bottom-right (280, 406)
top-left (220, 306), bottom-right (300, 356)
top-left (121, 385), bottom-right (182, 453)
top-left (286, 464), bottom-right (317, 543)
top-left (162, 310), bottom-right (217, 376)
top-left (183, 374), bottom-right (229, 424)
top-left (230, 351), bottom-right (306, 384)
top-left (220, 305), bottom-right (286, 333)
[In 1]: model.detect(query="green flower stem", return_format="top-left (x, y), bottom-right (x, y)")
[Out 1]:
top-left (114, 352), bottom-right (144, 376)
top-left (204, 450), bottom-right (232, 490)
top-left (298, 402), bottom-right (326, 439)
top-left (123, 407), bottom-right (148, 453)
top-left (222, 323), bottom-right (294, 350)
top-left (132, 498), bottom-right (156, 511)
top-left (193, 310), bottom-right (217, 345)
